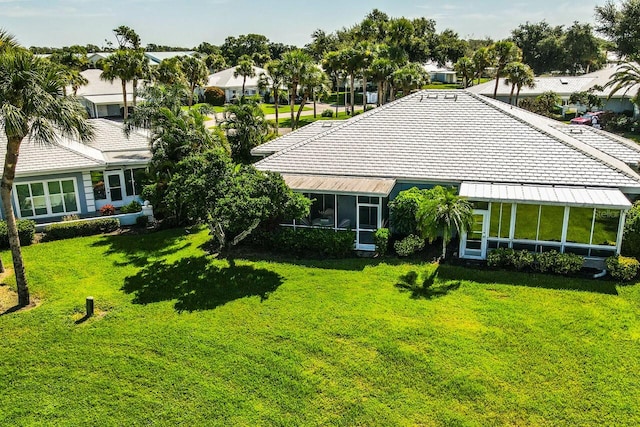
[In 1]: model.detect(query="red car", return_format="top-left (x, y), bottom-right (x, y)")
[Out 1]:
top-left (570, 111), bottom-right (604, 126)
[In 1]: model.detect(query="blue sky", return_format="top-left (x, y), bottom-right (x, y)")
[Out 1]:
top-left (1, 0), bottom-right (604, 48)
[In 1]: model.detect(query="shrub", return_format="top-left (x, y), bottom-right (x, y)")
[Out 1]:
top-left (120, 200), bottom-right (142, 214)
top-left (100, 204), bottom-right (115, 216)
top-left (533, 250), bottom-right (556, 273)
top-left (622, 201), bottom-right (640, 258)
top-left (321, 109), bottom-right (334, 118)
top-left (511, 250), bottom-right (534, 270)
top-left (606, 255), bottom-right (640, 281)
top-left (487, 248), bottom-right (515, 268)
top-left (204, 86), bottom-right (225, 106)
top-left (0, 220), bottom-right (36, 248)
top-left (552, 253), bottom-right (583, 275)
top-left (389, 188), bottom-right (425, 235)
top-left (374, 228), bottom-right (390, 256)
top-left (249, 228), bottom-right (355, 258)
top-left (394, 234), bottom-right (425, 257)
top-left (42, 218), bottom-right (120, 242)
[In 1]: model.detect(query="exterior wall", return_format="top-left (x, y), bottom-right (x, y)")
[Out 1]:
top-left (0, 172), bottom-right (90, 222)
top-left (603, 98), bottom-right (636, 114)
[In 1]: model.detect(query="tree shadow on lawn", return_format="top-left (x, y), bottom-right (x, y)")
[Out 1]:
top-left (121, 256), bottom-right (283, 312)
top-left (91, 228), bottom-right (195, 268)
top-left (395, 267), bottom-right (462, 300)
top-left (436, 264), bottom-right (619, 295)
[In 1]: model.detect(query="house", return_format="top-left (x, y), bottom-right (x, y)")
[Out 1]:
top-left (74, 69), bottom-right (143, 118)
top-left (144, 51), bottom-right (196, 65)
top-left (467, 64), bottom-right (640, 116)
top-left (205, 65), bottom-right (269, 102)
top-left (253, 90), bottom-right (640, 265)
top-left (423, 61), bottom-right (457, 84)
top-left (0, 119), bottom-right (151, 222)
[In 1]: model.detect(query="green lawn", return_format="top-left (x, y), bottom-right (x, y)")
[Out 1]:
top-left (270, 111), bottom-right (354, 128)
top-left (622, 131), bottom-right (640, 144)
top-left (1, 228), bottom-right (640, 425)
top-left (260, 104), bottom-right (312, 115)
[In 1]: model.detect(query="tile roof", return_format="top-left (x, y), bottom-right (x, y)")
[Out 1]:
top-left (75, 69), bottom-right (137, 97)
top-left (0, 119), bottom-right (151, 177)
top-left (206, 66), bottom-right (267, 89)
top-left (252, 120), bottom-right (343, 156)
top-left (254, 90), bottom-right (640, 190)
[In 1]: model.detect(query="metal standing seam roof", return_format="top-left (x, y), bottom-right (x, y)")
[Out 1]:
top-left (254, 90), bottom-right (640, 189)
top-left (460, 182), bottom-right (632, 209)
top-left (252, 120), bottom-right (343, 156)
top-left (282, 174), bottom-right (396, 196)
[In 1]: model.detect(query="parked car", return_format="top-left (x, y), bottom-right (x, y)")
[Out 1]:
top-left (570, 111), bottom-right (605, 126)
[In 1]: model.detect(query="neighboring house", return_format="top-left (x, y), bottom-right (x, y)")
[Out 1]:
top-left (144, 51), bottom-right (196, 65)
top-left (74, 69), bottom-right (143, 118)
top-left (423, 60), bottom-right (457, 84)
top-left (253, 90), bottom-right (640, 266)
top-left (467, 64), bottom-right (640, 116)
top-left (0, 119), bottom-right (150, 222)
top-left (205, 65), bottom-right (269, 102)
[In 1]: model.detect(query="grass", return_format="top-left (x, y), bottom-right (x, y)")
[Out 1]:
top-left (622, 131), bottom-right (640, 144)
top-left (260, 104), bottom-right (312, 115)
top-left (1, 228), bottom-right (640, 425)
top-left (269, 111), bottom-right (354, 128)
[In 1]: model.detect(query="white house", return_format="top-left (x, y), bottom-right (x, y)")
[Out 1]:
top-left (253, 90), bottom-right (640, 266)
top-left (205, 65), bottom-right (269, 102)
top-left (74, 69), bottom-right (144, 118)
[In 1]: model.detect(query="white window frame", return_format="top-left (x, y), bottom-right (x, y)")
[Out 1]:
top-left (13, 178), bottom-right (81, 219)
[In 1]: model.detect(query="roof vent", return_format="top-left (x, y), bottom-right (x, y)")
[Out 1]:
top-left (321, 122), bottom-right (333, 128)
top-left (427, 93), bottom-right (439, 99)
top-left (569, 128), bottom-right (583, 134)
top-left (560, 78), bottom-right (569, 85)
top-left (444, 94), bottom-right (458, 101)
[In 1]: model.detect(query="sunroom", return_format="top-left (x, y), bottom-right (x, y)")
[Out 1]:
top-left (279, 175), bottom-right (396, 251)
top-left (458, 182), bottom-right (631, 262)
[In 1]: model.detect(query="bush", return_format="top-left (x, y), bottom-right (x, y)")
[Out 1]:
top-left (248, 228), bottom-right (355, 258)
top-left (487, 248), bottom-right (515, 268)
top-left (606, 255), bottom-right (640, 281)
top-left (512, 250), bottom-right (535, 270)
top-left (120, 200), bottom-right (142, 214)
top-left (42, 218), bottom-right (120, 242)
top-left (321, 109), bottom-right (334, 118)
top-left (0, 220), bottom-right (36, 248)
top-left (394, 234), bottom-right (425, 257)
top-left (622, 201), bottom-right (640, 258)
top-left (374, 228), bottom-right (390, 256)
top-left (533, 250), bottom-right (556, 273)
top-left (547, 252), bottom-right (583, 275)
top-left (204, 87), bottom-right (225, 106)
top-left (100, 204), bottom-right (115, 216)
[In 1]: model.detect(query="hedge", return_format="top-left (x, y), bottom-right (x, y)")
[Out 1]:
top-left (606, 255), bottom-right (640, 281)
top-left (248, 227), bottom-right (355, 258)
top-left (0, 220), bottom-right (36, 248)
top-left (488, 248), bottom-right (583, 275)
top-left (42, 218), bottom-right (120, 242)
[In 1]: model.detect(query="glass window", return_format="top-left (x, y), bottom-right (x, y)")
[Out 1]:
top-left (592, 209), bottom-right (620, 246)
top-left (133, 168), bottom-right (145, 195)
top-left (16, 184), bottom-right (32, 217)
top-left (358, 205), bottom-right (378, 229)
top-left (358, 196), bottom-right (380, 205)
top-left (566, 207), bottom-right (594, 244)
top-left (538, 205), bottom-right (565, 242)
top-left (14, 179), bottom-right (78, 218)
top-left (489, 203), bottom-right (512, 239)
top-left (91, 171), bottom-right (106, 200)
top-left (308, 193), bottom-right (335, 227)
top-left (514, 204), bottom-right (540, 240)
top-left (471, 201), bottom-right (489, 210)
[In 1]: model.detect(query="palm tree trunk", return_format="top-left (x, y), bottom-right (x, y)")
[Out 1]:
top-left (349, 74), bottom-right (355, 115)
top-left (377, 81), bottom-right (382, 107)
top-left (133, 77), bottom-right (138, 107)
top-left (362, 76), bottom-right (367, 111)
top-left (242, 76), bottom-right (247, 99)
top-left (515, 86), bottom-right (522, 106)
top-left (493, 69), bottom-right (501, 99)
top-left (313, 89), bottom-right (317, 118)
top-left (509, 84), bottom-right (516, 105)
top-left (441, 237), bottom-right (447, 260)
top-left (1, 136), bottom-right (29, 306)
top-left (188, 83), bottom-right (195, 107)
top-left (121, 79), bottom-right (128, 120)
top-left (289, 83), bottom-right (297, 129)
top-left (295, 95), bottom-right (308, 124)
top-left (273, 87), bottom-right (279, 131)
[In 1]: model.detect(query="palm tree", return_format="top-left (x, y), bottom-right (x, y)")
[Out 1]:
top-left (604, 62), bottom-right (640, 109)
top-left (369, 56), bottom-right (396, 106)
top-left (181, 55), bottom-right (209, 106)
top-left (69, 70), bottom-right (89, 96)
top-left (281, 49), bottom-right (314, 129)
top-left (0, 29), bottom-right (18, 53)
top-left (504, 62), bottom-right (535, 105)
top-left (454, 57), bottom-right (474, 88)
top-left (222, 99), bottom-right (270, 163)
top-left (294, 65), bottom-right (330, 123)
top-left (262, 60), bottom-right (285, 130)
top-left (472, 47), bottom-right (491, 85)
top-left (416, 186), bottom-right (474, 260)
top-left (356, 42), bottom-right (376, 112)
top-left (100, 50), bottom-right (138, 119)
top-left (155, 57), bottom-right (186, 86)
top-left (233, 55), bottom-right (256, 100)
top-left (488, 41), bottom-right (522, 99)
top-left (391, 63), bottom-right (429, 98)
top-left (0, 50), bottom-right (94, 306)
